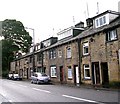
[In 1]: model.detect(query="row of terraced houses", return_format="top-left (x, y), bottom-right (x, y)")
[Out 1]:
top-left (10, 10), bottom-right (120, 87)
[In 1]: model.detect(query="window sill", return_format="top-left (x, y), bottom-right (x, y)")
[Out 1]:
top-left (66, 57), bottom-right (72, 59)
top-left (106, 38), bottom-right (118, 43)
top-left (68, 78), bottom-right (72, 80)
top-left (51, 76), bottom-right (57, 78)
top-left (82, 54), bottom-right (90, 57)
top-left (83, 78), bottom-right (91, 80)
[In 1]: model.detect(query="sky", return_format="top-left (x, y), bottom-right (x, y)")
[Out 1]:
top-left (0, 0), bottom-right (120, 43)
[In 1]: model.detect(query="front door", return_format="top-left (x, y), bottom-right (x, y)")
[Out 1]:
top-left (92, 62), bottom-right (100, 85)
top-left (60, 66), bottom-right (64, 83)
top-left (101, 62), bottom-right (109, 87)
top-left (74, 66), bottom-right (79, 84)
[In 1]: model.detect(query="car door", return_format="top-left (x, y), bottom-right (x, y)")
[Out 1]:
top-left (34, 73), bottom-right (38, 81)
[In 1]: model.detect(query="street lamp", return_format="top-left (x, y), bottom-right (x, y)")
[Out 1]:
top-left (25, 27), bottom-right (35, 72)
top-left (25, 27), bottom-right (35, 45)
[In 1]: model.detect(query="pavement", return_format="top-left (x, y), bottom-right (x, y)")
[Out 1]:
top-left (22, 78), bottom-right (120, 92)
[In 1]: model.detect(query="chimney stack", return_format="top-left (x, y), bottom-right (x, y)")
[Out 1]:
top-left (75, 21), bottom-right (84, 28)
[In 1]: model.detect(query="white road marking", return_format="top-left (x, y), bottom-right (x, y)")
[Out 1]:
top-left (62, 95), bottom-right (104, 104)
top-left (8, 99), bottom-right (13, 102)
top-left (9, 82), bottom-right (15, 85)
top-left (1, 93), bottom-right (7, 97)
top-left (19, 85), bottom-right (27, 88)
top-left (32, 88), bottom-right (51, 93)
top-left (8, 99), bottom-right (16, 104)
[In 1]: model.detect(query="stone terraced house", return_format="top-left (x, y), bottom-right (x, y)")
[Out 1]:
top-left (10, 10), bottom-right (120, 87)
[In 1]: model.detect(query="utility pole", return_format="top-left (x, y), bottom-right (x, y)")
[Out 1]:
top-left (25, 27), bottom-right (35, 72)
top-left (96, 2), bottom-right (99, 14)
top-left (86, 2), bottom-right (89, 18)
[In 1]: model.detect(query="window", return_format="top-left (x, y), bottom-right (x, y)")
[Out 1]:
top-left (107, 29), bottom-right (117, 41)
top-left (96, 19), bottom-right (99, 27)
top-left (66, 47), bottom-right (71, 58)
top-left (103, 16), bottom-right (106, 24)
top-left (43, 52), bottom-right (45, 59)
top-left (84, 64), bottom-right (90, 79)
top-left (15, 61), bottom-right (17, 66)
top-left (50, 51), bottom-right (52, 59)
top-left (49, 49), bottom-right (56, 59)
top-left (95, 15), bottom-right (106, 28)
top-left (68, 66), bottom-right (72, 79)
top-left (53, 50), bottom-right (56, 58)
top-left (43, 52), bottom-right (46, 62)
top-left (30, 56), bottom-right (32, 63)
top-left (38, 45), bottom-right (40, 50)
top-left (58, 50), bottom-right (62, 58)
top-left (99, 17), bottom-right (103, 26)
top-left (37, 53), bottom-right (42, 62)
top-left (51, 66), bottom-right (57, 77)
top-left (83, 42), bottom-right (89, 55)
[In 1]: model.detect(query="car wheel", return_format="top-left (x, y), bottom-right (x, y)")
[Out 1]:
top-left (37, 80), bottom-right (39, 84)
top-left (31, 80), bottom-right (33, 84)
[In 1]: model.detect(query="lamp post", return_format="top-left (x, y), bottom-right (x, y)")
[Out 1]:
top-left (25, 27), bottom-right (35, 72)
top-left (25, 27), bottom-right (35, 46)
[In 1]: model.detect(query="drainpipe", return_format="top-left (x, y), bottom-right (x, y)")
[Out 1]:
top-left (77, 38), bottom-right (82, 84)
top-left (33, 47), bottom-right (35, 72)
top-left (41, 50), bottom-right (44, 73)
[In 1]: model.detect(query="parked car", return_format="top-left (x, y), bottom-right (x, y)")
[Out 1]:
top-left (8, 73), bottom-right (13, 79)
top-left (8, 73), bottom-right (22, 80)
top-left (31, 72), bottom-right (51, 84)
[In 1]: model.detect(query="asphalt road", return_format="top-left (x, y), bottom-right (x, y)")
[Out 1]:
top-left (0, 79), bottom-right (119, 104)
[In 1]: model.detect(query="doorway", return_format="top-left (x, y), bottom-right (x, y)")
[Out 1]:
top-left (101, 62), bottom-right (109, 87)
top-left (74, 65), bottom-right (79, 85)
top-left (60, 66), bottom-right (64, 83)
top-left (26, 68), bottom-right (28, 79)
top-left (92, 62), bottom-right (100, 85)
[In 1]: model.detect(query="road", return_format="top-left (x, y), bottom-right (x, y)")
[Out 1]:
top-left (0, 79), bottom-right (119, 103)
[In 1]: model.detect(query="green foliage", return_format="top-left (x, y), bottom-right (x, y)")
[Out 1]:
top-left (109, 81), bottom-right (120, 88)
top-left (2, 19), bottom-right (32, 53)
top-left (1, 19), bottom-right (32, 77)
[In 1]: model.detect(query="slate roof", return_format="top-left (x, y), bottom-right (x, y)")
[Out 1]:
top-left (15, 14), bottom-right (120, 59)
top-left (77, 15), bottom-right (120, 39)
top-left (41, 15), bottom-right (120, 51)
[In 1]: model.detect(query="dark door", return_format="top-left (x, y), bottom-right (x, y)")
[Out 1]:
top-left (43, 67), bottom-right (46, 73)
top-left (60, 66), bottom-right (64, 83)
top-left (27, 68), bottom-right (29, 79)
top-left (92, 62), bottom-right (100, 85)
top-left (101, 62), bottom-right (109, 87)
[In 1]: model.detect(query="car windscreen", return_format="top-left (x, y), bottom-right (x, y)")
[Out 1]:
top-left (42, 73), bottom-right (47, 76)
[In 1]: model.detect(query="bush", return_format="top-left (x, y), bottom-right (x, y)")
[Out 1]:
top-left (109, 81), bottom-right (120, 88)
top-left (2, 70), bottom-right (9, 78)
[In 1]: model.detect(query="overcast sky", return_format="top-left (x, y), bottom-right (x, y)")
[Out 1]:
top-left (0, 0), bottom-right (120, 43)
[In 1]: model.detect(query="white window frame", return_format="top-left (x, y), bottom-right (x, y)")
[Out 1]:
top-left (49, 50), bottom-right (56, 59)
top-left (50, 51), bottom-right (53, 59)
top-left (66, 47), bottom-right (71, 58)
top-left (68, 66), bottom-right (72, 79)
top-left (53, 50), bottom-right (56, 59)
top-left (84, 64), bottom-right (90, 79)
top-left (38, 45), bottom-right (40, 50)
top-left (107, 29), bottom-right (117, 41)
top-left (83, 42), bottom-right (89, 55)
top-left (51, 66), bottom-right (57, 77)
top-left (58, 50), bottom-right (62, 58)
top-left (95, 15), bottom-right (107, 28)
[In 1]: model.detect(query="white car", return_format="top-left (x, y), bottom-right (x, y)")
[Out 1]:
top-left (8, 73), bottom-right (22, 80)
top-left (31, 72), bottom-right (51, 84)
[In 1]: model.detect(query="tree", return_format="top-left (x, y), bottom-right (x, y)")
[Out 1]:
top-left (2, 19), bottom-right (32, 53)
top-left (1, 39), bottom-right (17, 76)
top-left (1, 19), bottom-right (32, 77)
